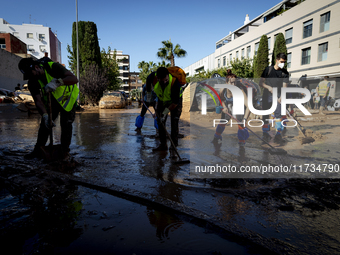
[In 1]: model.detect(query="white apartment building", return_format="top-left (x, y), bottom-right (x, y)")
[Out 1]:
top-left (0, 18), bottom-right (61, 63)
top-left (113, 50), bottom-right (130, 93)
top-left (184, 0), bottom-right (340, 91)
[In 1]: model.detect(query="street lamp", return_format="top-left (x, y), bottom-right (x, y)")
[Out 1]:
top-left (76, 0), bottom-right (80, 101)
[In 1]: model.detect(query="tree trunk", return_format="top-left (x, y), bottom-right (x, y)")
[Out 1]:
top-left (170, 54), bottom-right (175, 67)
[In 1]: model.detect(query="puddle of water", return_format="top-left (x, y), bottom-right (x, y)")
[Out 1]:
top-left (0, 185), bottom-right (263, 255)
top-left (55, 186), bottom-right (260, 255)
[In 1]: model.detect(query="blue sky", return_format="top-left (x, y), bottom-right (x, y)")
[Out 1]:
top-left (1, 0), bottom-right (282, 72)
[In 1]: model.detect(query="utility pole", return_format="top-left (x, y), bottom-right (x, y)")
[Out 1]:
top-left (76, 0), bottom-right (80, 102)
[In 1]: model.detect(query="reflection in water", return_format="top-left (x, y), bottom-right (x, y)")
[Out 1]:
top-left (1, 183), bottom-right (83, 254)
top-left (147, 207), bottom-right (184, 241)
top-left (136, 133), bottom-right (184, 203)
top-left (74, 112), bottom-right (120, 151)
top-left (217, 195), bottom-right (252, 221)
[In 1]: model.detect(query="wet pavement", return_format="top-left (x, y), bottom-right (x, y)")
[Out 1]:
top-left (1, 103), bottom-right (340, 254)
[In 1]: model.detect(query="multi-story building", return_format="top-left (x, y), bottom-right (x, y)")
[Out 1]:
top-left (114, 50), bottom-right (130, 93)
top-left (184, 0), bottom-right (340, 93)
top-left (0, 18), bottom-right (61, 63)
top-left (129, 72), bottom-right (142, 91)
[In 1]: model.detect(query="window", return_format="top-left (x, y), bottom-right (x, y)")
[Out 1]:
top-left (241, 48), bottom-right (245, 59)
top-left (218, 58), bottom-right (220, 68)
top-left (287, 53), bottom-right (292, 68)
top-left (246, 46), bottom-right (251, 58)
top-left (285, 28), bottom-right (293, 44)
top-left (318, 42), bottom-right (328, 62)
top-left (320, 11), bottom-right (330, 33)
top-left (303, 19), bottom-right (313, 38)
top-left (27, 33), bottom-right (33, 39)
top-left (236, 51), bottom-right (239, 59)
top-left (301, 47), bottom-right (311, 65)
top-left (223, 56), bottom-right (226, 66)
top-left (268, 37), bottom-right (271, 51)
top-left (274, 33), bottom-right (279, 43)
top-left (0, 38), bottom-right (6, 49)
top-left (39, 45), bottom-right (46, 52)
top-left (39, 34), bottom-right (45, 41)
top-left (195, 67), bottom-right (204, 73)
top-left (255, 42), bottom-right (259, 55)
top-left (229, 54), bottom-right (232, 63)
top-left (27, 45), bottom-right (35, 52)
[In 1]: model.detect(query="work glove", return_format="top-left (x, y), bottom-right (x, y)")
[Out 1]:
top-left (161, 108), bottom-right (170, 122)
top-left (45, 78), bottom-right (64, 93)
top-left (42, 113), bottom-right (56, 129)
top-left (145, 92), bottom-right (152, 103)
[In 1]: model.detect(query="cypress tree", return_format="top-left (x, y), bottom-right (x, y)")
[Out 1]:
top-left (67, 21), bottom-right (101, 75)
top-left (254, 35), bottom-right (269, 79)
top-left (271, 33), bottom-right (287, 67)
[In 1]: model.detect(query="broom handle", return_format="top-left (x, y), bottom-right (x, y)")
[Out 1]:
top-left (222, 109), bottom-right (277, 150)
top-left (48, 93), bottom-right (53, 147)
top-left (286, 109), bottom-right (307, 137)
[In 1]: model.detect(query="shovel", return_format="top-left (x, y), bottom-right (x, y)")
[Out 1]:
top-left (143, 102), bottom-right (190, 164)
top-left (286, 109), bottom-right (315, 145)
top-left (39, 93), bottom-right (63, 162)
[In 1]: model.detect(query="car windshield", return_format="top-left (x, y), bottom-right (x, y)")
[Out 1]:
top-left (105, 92), bottom-right (122, 97)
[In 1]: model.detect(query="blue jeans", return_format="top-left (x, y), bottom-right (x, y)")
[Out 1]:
top-left (320, 96), bottom-right (328, 107)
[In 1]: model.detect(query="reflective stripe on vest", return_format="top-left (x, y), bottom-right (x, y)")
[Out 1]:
top-left (318, 81), bottom-right (329, 96)
top-left (38, 62), bottom-right (79, 112)
top-left (153, 74), bottom-right (173, 103)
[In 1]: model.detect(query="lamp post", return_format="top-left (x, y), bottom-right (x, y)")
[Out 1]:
top-left (76, 0), bottom-right (80, 101)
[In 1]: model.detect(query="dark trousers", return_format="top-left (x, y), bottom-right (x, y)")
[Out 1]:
top-left (156, 100), bottom-right (182, 147)
top-left (262, 95), bottom-right (282, 125)
top-left (140, 101), bottom-right (155, 117)
top-left (36, 97), bottom-right (76, 151)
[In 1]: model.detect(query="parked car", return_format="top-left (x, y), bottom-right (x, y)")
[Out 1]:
top-left (99, 91), bottom-right (126, 109)
top-left (119, 91), bottom-right (132, 105)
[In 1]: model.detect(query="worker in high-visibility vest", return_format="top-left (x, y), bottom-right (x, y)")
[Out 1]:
top-left (146, 67), bottom-right (181, 153)
top-left (316, 76), bottom-right (331, 115)
top-left (18, 57), bottom-right (79, 160)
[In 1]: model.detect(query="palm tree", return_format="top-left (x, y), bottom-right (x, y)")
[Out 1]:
top-left (157, 60), bottom-right (171, 68)
top-left (157, 39), bottom-right (187, 67)
top-left (137, 61), bottom-right (157, 83)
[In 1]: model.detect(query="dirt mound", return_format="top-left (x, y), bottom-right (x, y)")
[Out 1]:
top-left (297, 129), bottom-right (324, 144)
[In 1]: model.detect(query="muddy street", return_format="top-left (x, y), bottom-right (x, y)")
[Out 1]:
top-left (1, 103), bottom-right (340, 254)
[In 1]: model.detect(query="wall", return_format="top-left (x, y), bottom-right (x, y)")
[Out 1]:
top-left (0, 49), bottom-right (26, 90)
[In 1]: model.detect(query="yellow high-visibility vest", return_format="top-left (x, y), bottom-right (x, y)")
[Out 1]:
top-left (38, 62), bottom-right (79, 111)
top-left (153, 73), bottom-right (174, 103)
top-left (318, 80), bottom-right (330, 96)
